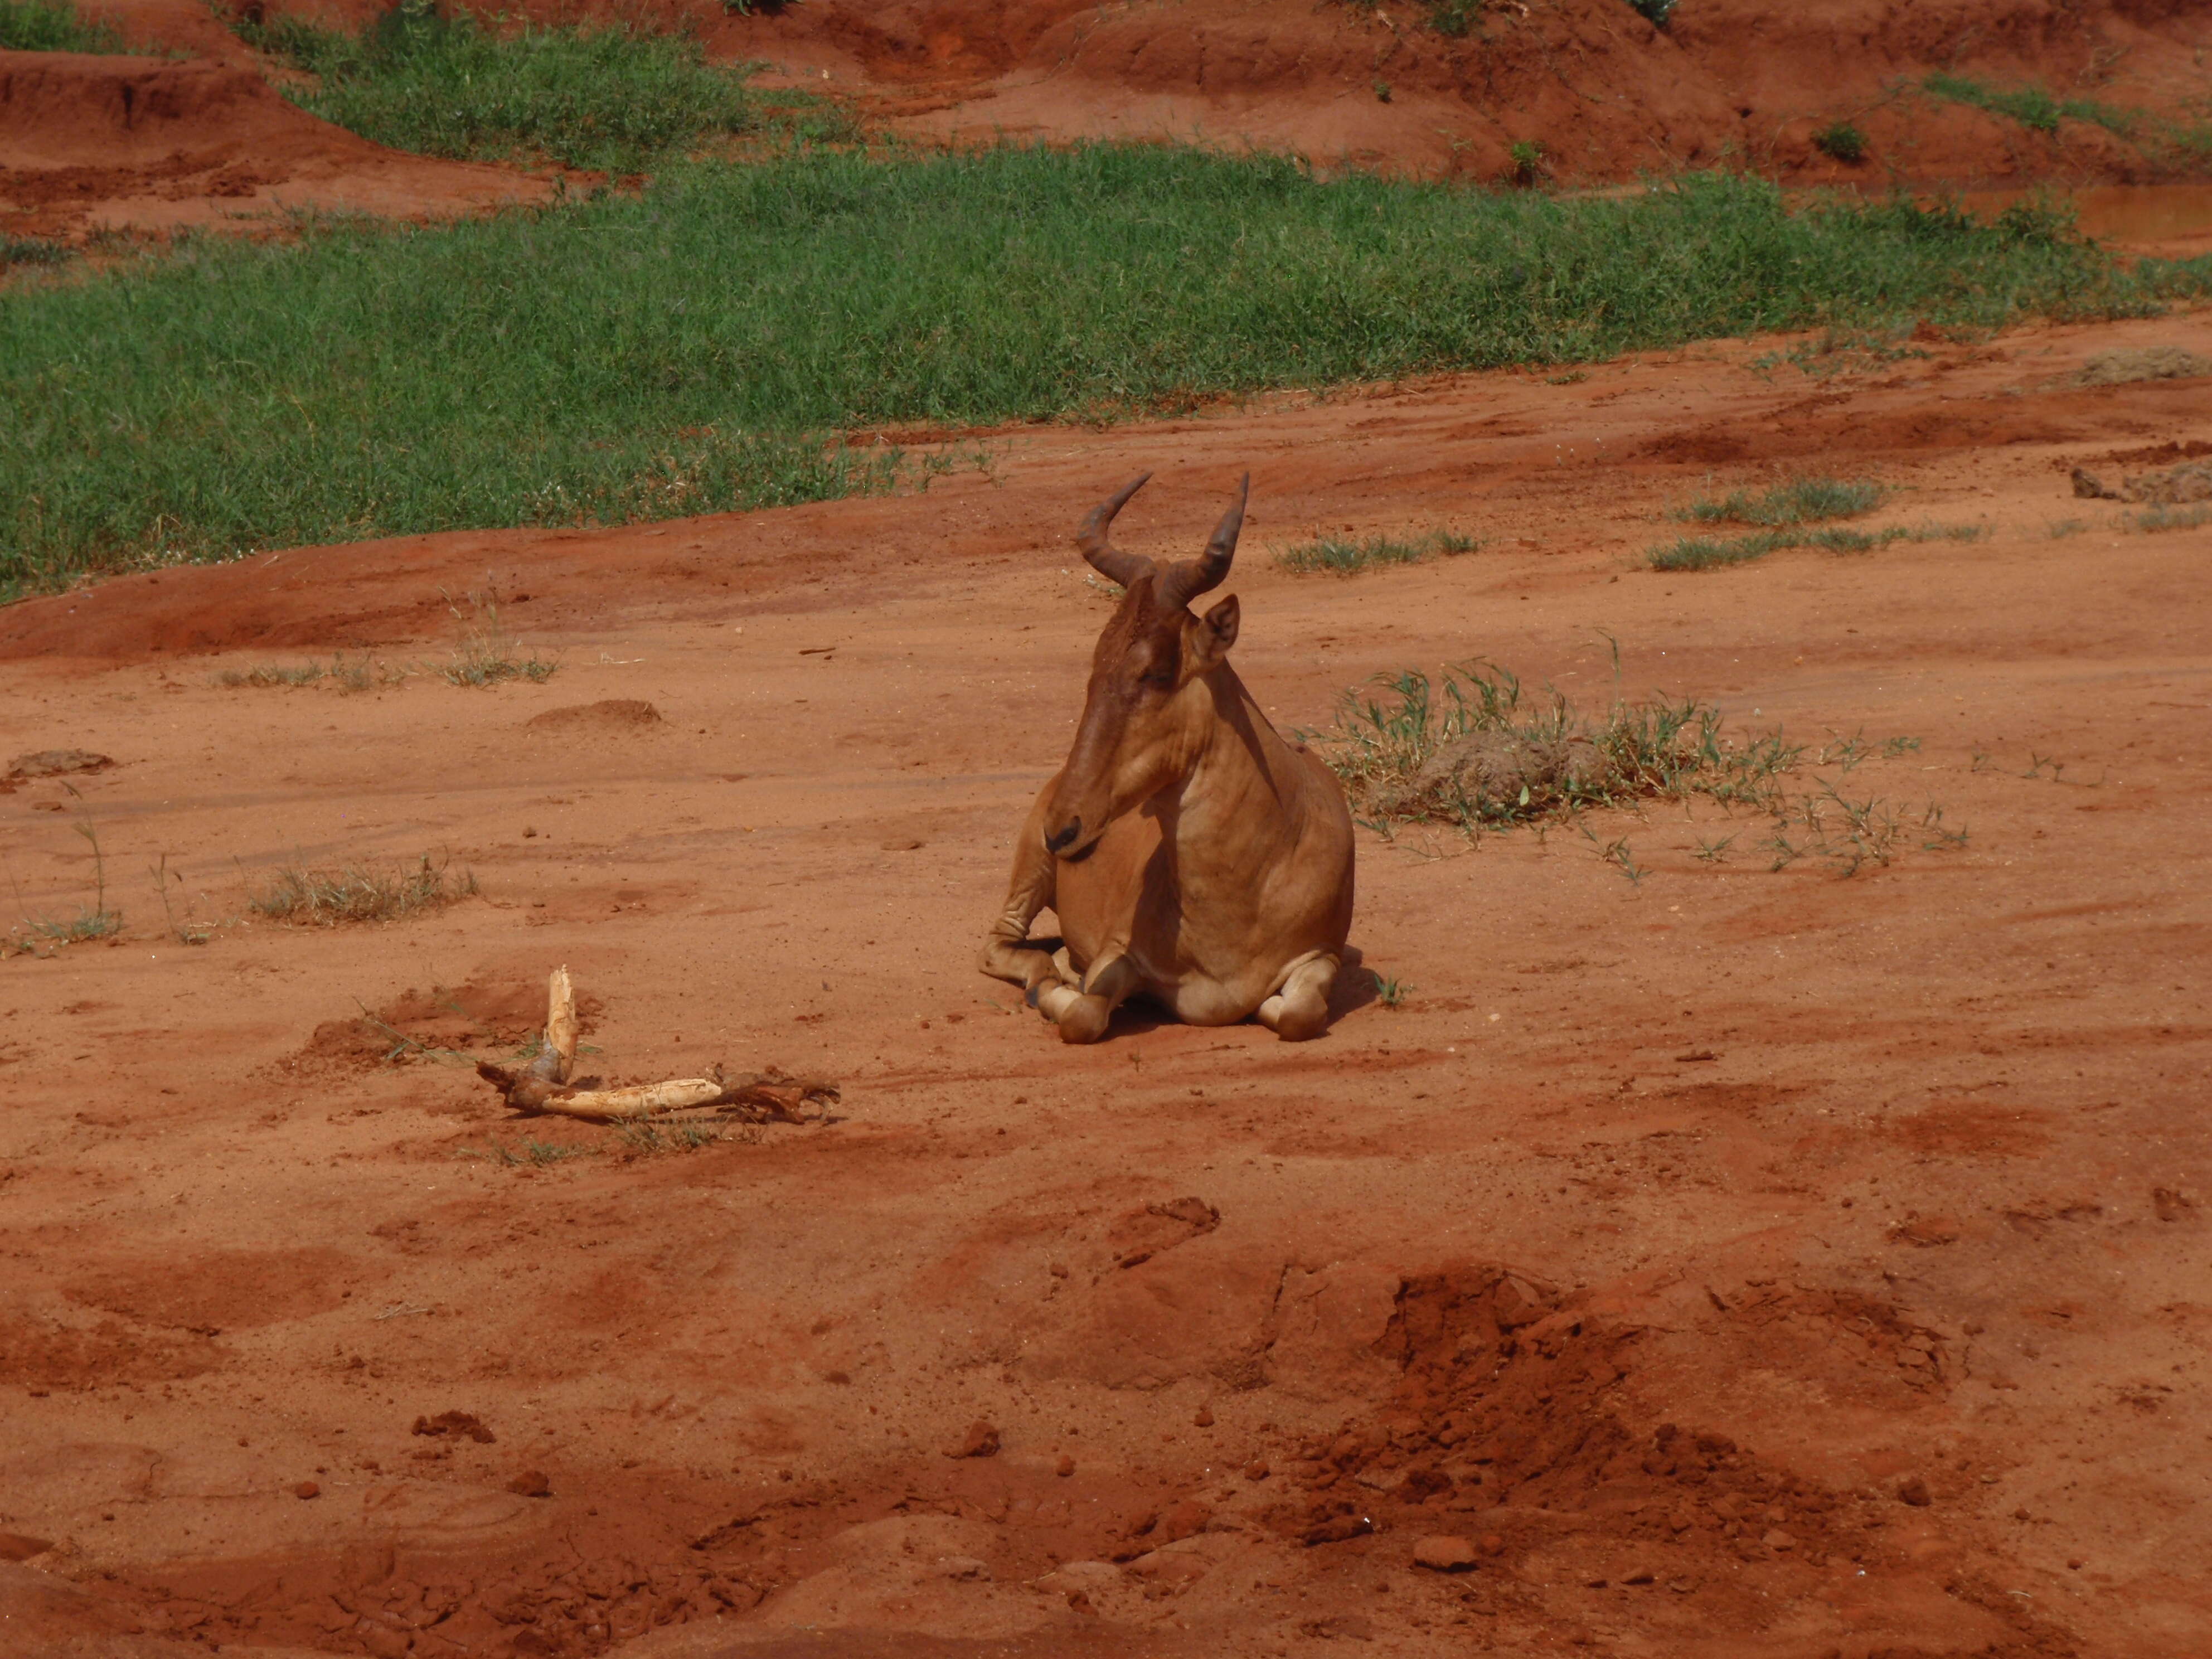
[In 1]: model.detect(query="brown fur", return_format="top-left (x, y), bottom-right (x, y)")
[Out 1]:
top-left (979, 476), bottom-right (1356, 1042)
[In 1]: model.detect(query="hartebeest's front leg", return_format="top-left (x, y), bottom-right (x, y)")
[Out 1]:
top-left (1255, 951), bottom-right (1338, 1042)
top-left (978, 789), bottom-right (1061, 996)
top-left (1035, 952), bottom-right (1141, 1044)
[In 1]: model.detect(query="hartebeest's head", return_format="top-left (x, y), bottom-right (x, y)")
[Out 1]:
top-left (1045, 473), bottom-right (1248, 860)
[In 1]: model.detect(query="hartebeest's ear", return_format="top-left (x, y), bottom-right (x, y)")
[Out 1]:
top-left (1186, 594), bottom-right (1239, 676)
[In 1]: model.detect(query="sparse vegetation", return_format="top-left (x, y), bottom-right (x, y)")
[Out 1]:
top-left (250, 853), bottom-right (478, 925)
top-left (1812, 123), bottom-right (1867, 164)
top-left (1372, 972), bottom-right (1413, 1009)
top-left (2124, 502), bottom-right (2212, 533)
top-left (0, 0), bottom-right (124, 52)
top-left (213, 654), bottom-right (401, 691)
top-left (6, 152), bottom-right (2208, 595)
top-left (442, 594), bottom-right (556, 687)
top-left (618, 1118), bottom-right (739, 1154)
top-left (1649, 519), bottom-right (1984, 571)
top-left (1508, 140), bottom-right (1545, 187)
top-left (488, 1138), bottom-right (591, 1167)
top-left (1311, 662), bottom-right (1806, 829)
top-left (1308, 659), bottom-right (1962, 878)
top-left (1622, 0), bottom-right (1675, 28)
top-left (1276, 527), bottom-right (1478, 575)
top-left (231, 1), bottom-right (788, 173)
top-left (1678, 476), bottom-right (1884, 526)
top-left (1923, 74), bottom-right (2134, 139)
top-left (6, 820), bottom-right (120, 956)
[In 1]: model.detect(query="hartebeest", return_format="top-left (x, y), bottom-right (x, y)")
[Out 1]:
top-left (980, 474), bottom-right (1355, 1042)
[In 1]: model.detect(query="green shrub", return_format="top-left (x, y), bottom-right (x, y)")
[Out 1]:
top-left (1623, 0), bottom-right (1675, 27)
top-left (1812, 123), bottom-right (1866, 163)
top-left (0, 0), bottom-right (125, 51)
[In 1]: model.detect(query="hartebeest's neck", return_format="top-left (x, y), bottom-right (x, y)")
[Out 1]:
top-left (1167, 665), bottom-right (1317, 867)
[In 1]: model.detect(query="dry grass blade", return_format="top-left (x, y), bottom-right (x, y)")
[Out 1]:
top-left (251, 853), bottom-right (477, 925)
top-left (1306, 661), bottom-right (1803, 831)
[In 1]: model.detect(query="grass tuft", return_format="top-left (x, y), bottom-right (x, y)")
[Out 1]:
top-left (0, 0), bottom-right (124, 51)
top-left (442, 594), bottom-right (556, 687)
top-left (232, 1), bottom-right (780, 173)
top-left (1309, 661), bottom-right (1807, 828)
top-left (1677, 476), bottom-right (1883, 525)
top-left (1308, 659), bottom-right (1961, 877)
top-left (250, 853), bottom-right (478, 925)
top-left (1277, 527), bottom-right (1477, 575)
top-left (3, 153), bottom-right (2206, 595)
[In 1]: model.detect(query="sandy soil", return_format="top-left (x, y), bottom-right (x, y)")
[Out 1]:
top-left (1, 306), bottom-right (2209, 1657)
top-left (0, 49), bottom-right (557, 244)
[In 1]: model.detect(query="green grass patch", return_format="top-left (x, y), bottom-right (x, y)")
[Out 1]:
top-left (1677, 475), bottom-right (1883, 525)
top-left (0, 0), bottom-right (123, 51)
top-left (6, 149), bottom-right (2210, 596)
top-left (1277, 527), bottom-right (1477, 575)
top-left (1923, 74), bottom-right (2137, 139)
top-left (232, 1), bottom-right (807, 173)
top-left (1648, 518), bottom-right (1985, 570)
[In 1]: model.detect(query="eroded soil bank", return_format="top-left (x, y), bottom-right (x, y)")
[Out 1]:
top-left (1, 309), bottom-right (2208, 1657)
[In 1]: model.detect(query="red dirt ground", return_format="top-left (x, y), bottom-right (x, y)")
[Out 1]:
top-left (0, 47), bottom-right (555, 244)
top-left (2, 307), bottom-right (2209, 1657)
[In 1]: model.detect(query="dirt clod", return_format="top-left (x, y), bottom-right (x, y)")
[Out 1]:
top-left (8, 749), bottom-right (111, 779)
top-left (944, 1420), bottom-right (1000, 1458)
top-left (508, 1470), bottom-right (551, 1497)
top-left (524, 699), bottom-right (664, 734)
top-left (413, 1410), bottom-right (496, 1443)
top-left (1896, 1477), bottom-right (1932, 1507)
top-left (1411, 1535), bottom-right (1479, 1571)
top-left (293, 1481), bottom-right (319, 1500)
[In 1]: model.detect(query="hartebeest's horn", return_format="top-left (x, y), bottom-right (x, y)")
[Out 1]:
top-left (1158, 474), bottom-right (1248, 612)
top-left (1076, 473), bottom-right (1156, 589)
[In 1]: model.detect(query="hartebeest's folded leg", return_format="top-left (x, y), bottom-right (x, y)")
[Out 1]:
top-left (1255, 952), bottom-right (1338, 1042)
top-left (1035, 952), bottom-right (1141, 1044)
top-left (978, 790), bottom-right (1061, 995)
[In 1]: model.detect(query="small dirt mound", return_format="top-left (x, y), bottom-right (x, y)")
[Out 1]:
top-left (284, 977), bottom-right (601, 1077)
top-left (524, 698), bottom-right (665, 734)
top-left (1268, 1266), bottom-right (1925, 1580)
top-left (0, 50), bottom-right (554, 241)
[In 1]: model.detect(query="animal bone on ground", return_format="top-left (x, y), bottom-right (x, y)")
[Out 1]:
top-left (474, 966), bottom-right (836, 1123)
